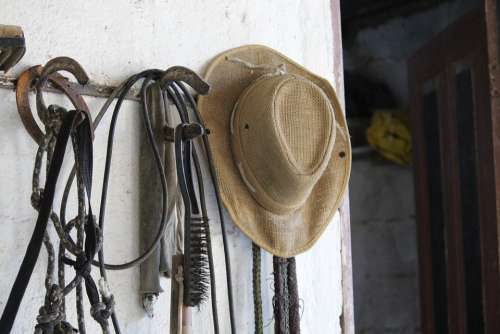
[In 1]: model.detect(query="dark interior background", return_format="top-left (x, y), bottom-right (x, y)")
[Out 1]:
top-left (341, 0), bottom-right (481, 332)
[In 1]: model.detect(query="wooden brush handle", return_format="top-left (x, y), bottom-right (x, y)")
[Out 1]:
top-left (170, 255), bottom-right (184, 334)
top-left (181, 306), bottom-right (192, 334)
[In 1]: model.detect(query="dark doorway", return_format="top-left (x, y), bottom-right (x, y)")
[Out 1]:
top-left (342, 1), bottom-right (500, 333)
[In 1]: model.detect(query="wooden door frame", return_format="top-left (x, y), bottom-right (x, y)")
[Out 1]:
top-left (409, 34), bottom-right (452, 334)
top-left (481, 1), bottom-right (500, 332)
top-left (331, 1), bottom-right (355, 333)
top-left (410, 6), bottom-right (500, 334)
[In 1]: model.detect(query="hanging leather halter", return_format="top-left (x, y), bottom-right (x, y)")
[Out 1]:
top-left (3, 59), bottom-right (236, 334)
top-left (2, 57), bottom-right (117, 334)
top-left (0, 108), bottom-right (104, 333)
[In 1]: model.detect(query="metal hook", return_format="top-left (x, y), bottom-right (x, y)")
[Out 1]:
top-left (16, 64), bottom-right (90, 145)
top-left (36, 57), bottom-right (89, 123)
top-left (159, 66), bottom-right (210, 95)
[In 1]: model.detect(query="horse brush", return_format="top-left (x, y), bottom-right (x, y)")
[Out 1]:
top-left (181, 199), bottom-right (214, 334)
top-left (183, 214), bottom-right (211, 307)
top-left (174, 123), bottom-right (218, 333)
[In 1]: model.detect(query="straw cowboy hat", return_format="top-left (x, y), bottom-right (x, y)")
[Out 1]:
top-left (198, 45), bottom-right (351, 257)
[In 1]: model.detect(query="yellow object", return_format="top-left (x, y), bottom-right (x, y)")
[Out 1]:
top-left (366, 110), bottom-right (412, 166)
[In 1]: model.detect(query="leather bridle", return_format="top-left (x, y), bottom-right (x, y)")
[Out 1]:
top-left (2, 58), bottom-right (236, 334)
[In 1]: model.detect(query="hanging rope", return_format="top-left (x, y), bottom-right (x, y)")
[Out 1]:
top-left (0, 108), bottom-right (115, 334)
top-left (252, 243), bottom-right (263, 334)
top-left (273, 256), bottom-right (301, 334)
top-left (287, 257), bottom-right (300, 334)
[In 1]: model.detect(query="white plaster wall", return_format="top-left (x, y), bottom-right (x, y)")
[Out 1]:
top-left (0, 1), bottom-right (344, 333)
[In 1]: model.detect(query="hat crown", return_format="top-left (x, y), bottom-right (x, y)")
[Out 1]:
top-left (231, 74), bottom-right (336, 214)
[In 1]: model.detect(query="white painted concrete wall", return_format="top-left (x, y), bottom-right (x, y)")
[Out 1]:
top-left (0, 1), bottom-right (344, 333)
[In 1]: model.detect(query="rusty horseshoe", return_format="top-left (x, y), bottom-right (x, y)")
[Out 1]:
top-left (35, 57), bottom-right (89, 125)
top-left (16, 63), bottom-right (90, 145)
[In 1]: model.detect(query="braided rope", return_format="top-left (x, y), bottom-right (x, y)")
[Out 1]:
top-left (287, 258), bottom-right (300, 334)
top-left (273, 256), bottom-right (288, 334)
top-left (252, 243), bottom-right (263, 334)
top-left (72, 132), bottom-right (87, 334)
top-left (273, 256), bottom-right (301, 334)
top-left (31, 120), bottom-right (62, 333)
top-left (27, 106), bottom-right (113, 333)
top-left (57, 242), bottom-right (66, 316)
top-left (35, 285), bottom-right (65, 333)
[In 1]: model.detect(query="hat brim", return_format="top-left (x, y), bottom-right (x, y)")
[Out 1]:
top-left (198, 45), bottom-right (351, 257)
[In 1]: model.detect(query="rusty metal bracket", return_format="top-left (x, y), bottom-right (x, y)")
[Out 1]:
top-left (159, 66), bottom-right (210, 95)
top-left (0, 25), bottom-right (25, 73)
top-left (0, 65), bottom-right (208, 102)
top-left (1, 73), bottom-right (157, 101)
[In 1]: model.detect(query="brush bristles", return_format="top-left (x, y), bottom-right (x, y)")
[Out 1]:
top-left (184, 216), bottom-right (211, 307)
